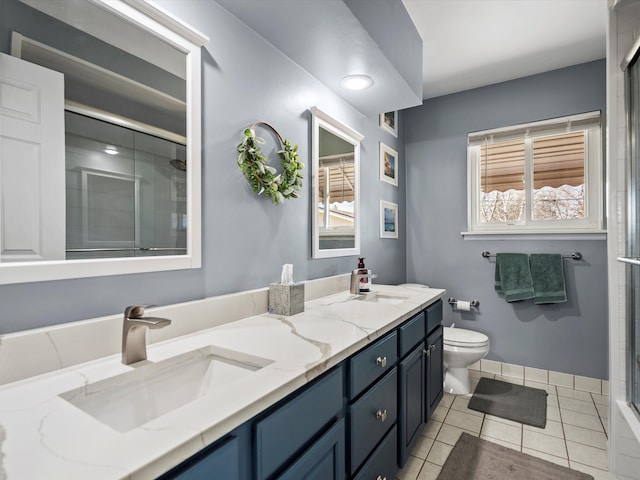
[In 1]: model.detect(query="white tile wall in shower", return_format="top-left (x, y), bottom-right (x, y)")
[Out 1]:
top-left (609, 2), bottom-right (640, 478)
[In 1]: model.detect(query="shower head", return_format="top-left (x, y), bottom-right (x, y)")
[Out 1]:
top-left (170, 159), bottom-right (187, 171)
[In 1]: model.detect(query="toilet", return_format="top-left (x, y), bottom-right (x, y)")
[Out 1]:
top-left (443, 326), bottom-right (490, 395)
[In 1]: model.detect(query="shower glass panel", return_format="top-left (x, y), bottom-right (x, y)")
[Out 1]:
top-left (625, 53), bottom-right (640, 418)
top-left (65, 111), bottom-right (186, 259)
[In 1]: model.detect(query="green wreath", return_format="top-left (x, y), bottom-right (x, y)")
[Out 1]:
top-left (236, 122), bottom-right (304, 205)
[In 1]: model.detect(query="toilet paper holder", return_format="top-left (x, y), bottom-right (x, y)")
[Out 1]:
top-left (448, 297), bottom-right (480, 309)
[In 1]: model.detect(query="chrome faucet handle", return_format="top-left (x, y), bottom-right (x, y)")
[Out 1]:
top-left (124, 305), bottom-right (155, 319)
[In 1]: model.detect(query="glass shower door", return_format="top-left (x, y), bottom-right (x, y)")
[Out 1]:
top-left (621, 52), bottom-right (640, 418)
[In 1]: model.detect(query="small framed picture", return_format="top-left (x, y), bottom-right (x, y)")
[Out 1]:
top-left (379, 142), bottom-right (399, 186)
top-left (380, 111), bottom-right (398, 137)
top-left (380, 200), bottom-right (398, 239)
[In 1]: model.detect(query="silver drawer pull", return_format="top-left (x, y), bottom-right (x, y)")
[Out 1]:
top-left (429, 344), bottom-right (436, 351)
top-left (376, 476), bottom-right (387, 480)
top-left (376, 356), bottom-right (387, 367)
top-left (423, 348), bottom-right (430, 357)
top-left (376, 409), bottom-right (387, 422)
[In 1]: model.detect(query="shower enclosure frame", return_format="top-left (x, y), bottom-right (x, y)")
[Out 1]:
top-left (621, 37), bottom-right (640, 421)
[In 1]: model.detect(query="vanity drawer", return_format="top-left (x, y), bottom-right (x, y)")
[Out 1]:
top-left (255, 366), bottom-right (344, 480)
top-left (398, 312), bottom-right (425, 358)
top-left (426, 300), bottom-right (443, 334)
top-left (353, 425), bottom-right (398, 480)
top-left (349, 331), bottom-right (398, 399)
top-left (349, 368), bottom-right (398, 474)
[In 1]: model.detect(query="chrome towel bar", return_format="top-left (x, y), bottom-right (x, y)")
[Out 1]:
top-left (481, 250), bottom-right (582, 260)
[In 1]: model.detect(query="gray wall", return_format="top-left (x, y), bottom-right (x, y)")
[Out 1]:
top-left (0, 0), bottom-right (406, 333)
top-left (404, 60), bottom-right (608, 379)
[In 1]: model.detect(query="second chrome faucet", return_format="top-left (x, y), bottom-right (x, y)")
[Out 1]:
top-left (122, 305), bottom-right (171, 365)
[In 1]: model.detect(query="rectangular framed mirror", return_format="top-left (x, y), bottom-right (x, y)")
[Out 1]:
top-left (310, 107), bottom-right (363, 259)
top-left (0, 0), bottom-right (207, 284)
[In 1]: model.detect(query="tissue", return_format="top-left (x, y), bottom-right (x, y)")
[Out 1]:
top-left (281, 263), bottom-right (294, 285)
top-left (456, 300), bottom-right (471, 312)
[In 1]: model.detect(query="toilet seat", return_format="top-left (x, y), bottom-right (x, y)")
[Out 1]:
top-left (399, 283), bottom-right (430, 291)
top-left (444, 327), bottom-right (489, 348)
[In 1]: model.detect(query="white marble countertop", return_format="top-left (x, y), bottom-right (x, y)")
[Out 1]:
top-left (0, 284), bottom-right (445, 479)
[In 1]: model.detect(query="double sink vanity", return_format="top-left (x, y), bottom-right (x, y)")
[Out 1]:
top-left (0, 275), bottom-right (444, 479)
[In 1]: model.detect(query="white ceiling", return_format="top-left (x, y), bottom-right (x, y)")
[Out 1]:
top-left (402, 0), bottom-right (607, 99)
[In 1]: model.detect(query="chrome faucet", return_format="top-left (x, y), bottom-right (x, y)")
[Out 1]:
top-left (350, 270), bottom-right (378, 295)
top-left (122, 305), bottom-right (171, 365)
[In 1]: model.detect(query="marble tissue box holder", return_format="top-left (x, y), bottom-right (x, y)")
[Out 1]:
top-left (268, 282), bottom-right (305, 316)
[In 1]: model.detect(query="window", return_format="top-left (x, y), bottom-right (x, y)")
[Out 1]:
top-left (467, 112), bottom-right (603, 234)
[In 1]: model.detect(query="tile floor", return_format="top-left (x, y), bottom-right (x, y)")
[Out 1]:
top-left (396, 370), bottom-right (614, 480)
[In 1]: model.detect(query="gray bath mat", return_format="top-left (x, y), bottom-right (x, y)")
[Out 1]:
top-left (468, 377), bottom-right (547, 428)
top-left (437, 433), bottom-right (593, 480)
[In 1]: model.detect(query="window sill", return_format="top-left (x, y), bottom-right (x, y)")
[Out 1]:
top-left (461, 230), bottom-right (607, 241)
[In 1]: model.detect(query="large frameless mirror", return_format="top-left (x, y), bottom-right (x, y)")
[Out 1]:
top-left (0, 0), bottom-right (207, 284)
top-left (310, 107), bottom-right (363, 259)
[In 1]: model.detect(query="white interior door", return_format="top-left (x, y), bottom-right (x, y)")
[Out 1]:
top-left (0, 52), bottom-right (65, 262)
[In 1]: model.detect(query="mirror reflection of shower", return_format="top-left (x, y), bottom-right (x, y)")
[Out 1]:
top-left (65, 109), bottom-right (187, 259)
top-left (170, 144), bottom-right (187, 171)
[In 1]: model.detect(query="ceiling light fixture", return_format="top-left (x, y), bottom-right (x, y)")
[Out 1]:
top-left (340, 74), bottom-right (374, 91)
top-left (104, 145), bottom-right (119, 155)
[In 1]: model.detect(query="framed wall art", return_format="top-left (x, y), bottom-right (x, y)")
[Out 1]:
top-left (380, 200), bottom-right (398, 239)
top-left (380, 142), bottom-right (399, 186)
top-left (380, 111), bottom-right (398, 137)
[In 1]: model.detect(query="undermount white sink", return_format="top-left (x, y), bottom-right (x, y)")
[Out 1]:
top-left (60, 346), bottom-right (273, 433)
top-left (355, 291), bottom-right (410, 305)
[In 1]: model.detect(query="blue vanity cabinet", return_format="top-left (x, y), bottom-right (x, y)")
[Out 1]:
top-left (397, 311), bottom-right (427, 467)
top-left (348, 331), bottom-right (398, 399)
top-left (254, 365), bottom-right (344, 480)
top-left (352, 425), bottom-right (398, 480)
top-left (157, 430), bottom-right (245, 480)
top-left (349, 368), bottom-right (398, 475)
top-left (398, 311), bottom-right (425, 358)
top-left (157, 299), bottom-right (444, 480)
top-left (398, 344), bottom-right (426, 467)
top-left (347, 328), bottom-right (399, 478)
top-left (425, 300), bottom-right (443, 419)
top-left (425, 325), bottom-right (443, 419)
top-left (426, 300), bottom-right (443, 335)
top-left (278, 418), bottom-right (346, 480)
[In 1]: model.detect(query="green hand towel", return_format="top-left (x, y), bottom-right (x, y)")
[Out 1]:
top-left (530, 254), bottom-right (567, 304)
top-left (495, 253), bottom-right (534, 302)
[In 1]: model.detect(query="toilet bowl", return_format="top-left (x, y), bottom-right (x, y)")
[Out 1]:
top-left (443, 327), bottom-right (490, 395)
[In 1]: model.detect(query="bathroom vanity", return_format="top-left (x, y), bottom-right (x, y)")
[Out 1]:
top-left (0, 277), bottom-right (444, 479)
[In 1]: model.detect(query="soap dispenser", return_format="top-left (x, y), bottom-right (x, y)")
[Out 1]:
top-left (357, 257), bottom-right (371, 293)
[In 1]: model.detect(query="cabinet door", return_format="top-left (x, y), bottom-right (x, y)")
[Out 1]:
top-left (425, 326), bottom-right (443, 419)
top-left (278, 419), bottom-right (345, 480)
top-left (160, 436), bottom-right (239, 480)
top-left (398, 344), bottom-right (425, 467)
top-left (255, 367), bottom-right (343, 480)
top-left (349, 368), bottom-right (398, 474)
